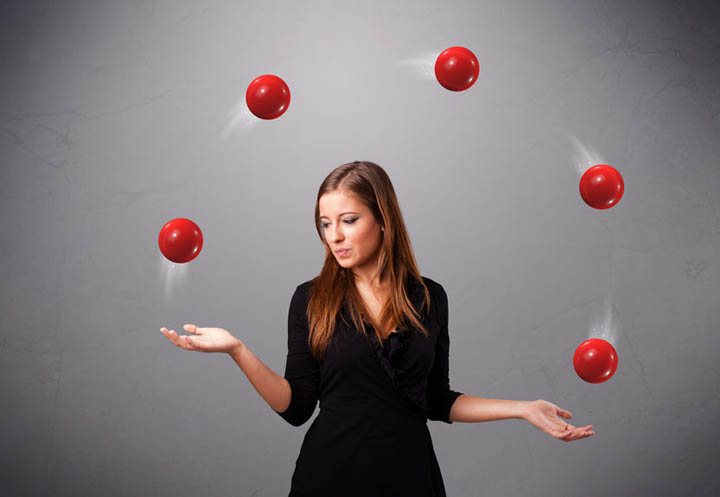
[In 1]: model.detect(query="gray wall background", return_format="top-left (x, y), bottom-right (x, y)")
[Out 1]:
top-left (2, 0), bottom-right (719, 496)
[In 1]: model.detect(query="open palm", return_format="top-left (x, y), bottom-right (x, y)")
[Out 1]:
top-left (523, 399), bottom-right (595, 442)
top-left (160, 324), bottom-right (242, 354)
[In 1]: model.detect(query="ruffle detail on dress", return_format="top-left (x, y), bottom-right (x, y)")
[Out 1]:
top-left (365, 323), bottom-right (430, 416)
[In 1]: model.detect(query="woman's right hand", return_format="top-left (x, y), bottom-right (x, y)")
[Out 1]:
top-left (160, 324), bottom-right (244, 355)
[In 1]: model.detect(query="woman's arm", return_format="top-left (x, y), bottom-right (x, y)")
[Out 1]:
top-left (448, 394), bottom-right (528, 423)
top-left (432, 280), bottom-right (594, 442)
top-left (229, 342), bottom-right (292, 413)
top-left (238, 283), bottom-right (319, 427)
top-left (429, 285), bottom-right (527, 424)
top-left (449, 395), bottom-right (596, 442)
top-left (162, 325), bottom-right (292, 412)
top-left (426, 283), bottom-right (464, 423)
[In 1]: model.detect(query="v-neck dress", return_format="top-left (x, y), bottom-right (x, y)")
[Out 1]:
top-left (273, 275), bottom-right (463, 497)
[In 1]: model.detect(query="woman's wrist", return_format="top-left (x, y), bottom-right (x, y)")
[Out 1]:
top-left (229, 339), bottom-right (246, 359)
top-left (518, 400), bottom-right (535, 421)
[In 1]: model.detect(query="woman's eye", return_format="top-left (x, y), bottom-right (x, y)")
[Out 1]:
top-left (321, 218), bottom-right (357, 229)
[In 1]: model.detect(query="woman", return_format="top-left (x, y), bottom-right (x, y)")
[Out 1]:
top-left (161, 161), bottom-right (595, 496)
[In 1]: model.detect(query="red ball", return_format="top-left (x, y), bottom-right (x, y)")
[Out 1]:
top-left (573, 338), bottom-right (618, 383)
top-left (579, 164), bottom-right (624, 209)
top-left (158, 218), bottom-right (204, 264)
top-left (434, 46), bottom-right (479, 91)
top-left (245, 74), bottom-right (291, 120)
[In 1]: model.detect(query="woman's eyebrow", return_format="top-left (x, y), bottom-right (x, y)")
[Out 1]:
top-left (319, 211), bottom-right (359, 220)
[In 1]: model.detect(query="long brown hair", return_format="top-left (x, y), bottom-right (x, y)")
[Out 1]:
top-left (306, 160), bottom-right (432, 361)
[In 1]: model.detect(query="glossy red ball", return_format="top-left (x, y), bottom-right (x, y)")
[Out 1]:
top-left (573, 338), bottom-right (618, 383)
top-left (434, 46), bottom-right (480, 91)
top-left (158, 218), bottom-right (204, 264)
top-left (245, 74), bottom-right (291, 120)
top-left (579, 164), bottom-right (624, 209)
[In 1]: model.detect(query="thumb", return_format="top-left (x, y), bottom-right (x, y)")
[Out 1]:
top-left (556, 408), bottom-right (573, 419)
top-left (183, 324), bottom-right (200, 334)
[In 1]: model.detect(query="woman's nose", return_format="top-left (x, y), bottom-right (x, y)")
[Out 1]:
top-left (330, 227), bottom-right (343, 240)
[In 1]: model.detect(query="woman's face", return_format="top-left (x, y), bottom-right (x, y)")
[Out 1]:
top-left (318, 190), bottom-right (384, 270)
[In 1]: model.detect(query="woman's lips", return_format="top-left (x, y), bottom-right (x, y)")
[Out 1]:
top-left (336, 249), bottom-right (351, 256)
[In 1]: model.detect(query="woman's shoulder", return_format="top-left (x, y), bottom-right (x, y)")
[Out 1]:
top-left (291, 280), bottom-right (314, 300)
top-left (418, 275), bottom-right (446, 299)
top-left (287, 280), bottom-right (314, 321)
top-left (296, 279), bottom-right (314, 289)
top-left (296, 278), bottom-right (316, 292)
top-left (291, 279), bottom-right (317, 304)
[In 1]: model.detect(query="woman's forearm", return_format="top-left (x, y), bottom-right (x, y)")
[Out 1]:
top-left (449, 394), bottom-right (529, 423)
top-left (228, 342), bottom-right (292, 413)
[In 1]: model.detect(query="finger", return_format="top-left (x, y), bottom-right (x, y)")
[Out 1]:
top-left (181, 336), bottom-right (195, 350)
top-left (556, 408), bottom-right (573, 419)
top-left (161, 328), bottom-right (179, 347)
top-left (169, 329), bottom-right (186, 349)
top-left (177, 334), bottom-right (194, 350)
top-left (557, 430), bottom-right (572, 441)
top-left (575, 431), bottom-right (593, 441)
top-left (560, 430), bottom-right (575, 442)
top-left (186, 336), bottom-right (204, 350)
top-left (168, 329), bottom-right (181, 347)
top-left (570, 427), bottom-right (594, 441)
top-left (183, 324), bottom-right (200, 334)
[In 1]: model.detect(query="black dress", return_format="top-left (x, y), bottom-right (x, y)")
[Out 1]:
top-left (274, 275), bottom-right (463, 497)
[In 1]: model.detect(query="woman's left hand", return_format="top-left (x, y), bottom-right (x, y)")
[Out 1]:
top-left (522, 399), bottom-right (595, 442)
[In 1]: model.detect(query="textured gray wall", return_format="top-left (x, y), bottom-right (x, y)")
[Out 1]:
top-left (2, 0), bottom-right (719, 496)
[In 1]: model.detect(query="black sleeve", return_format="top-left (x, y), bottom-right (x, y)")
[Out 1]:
top-left (273, 284), bottom-right (320, 427)
top-left (426, 284), bottom-right (463, 424)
